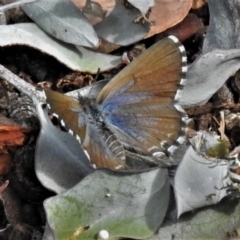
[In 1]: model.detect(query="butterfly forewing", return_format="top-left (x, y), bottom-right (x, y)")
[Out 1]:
top-left (97, 36), bottom-right (187, 158)
top-left (44, 89), bottom-right (86, 141)
top-left (97, 37), bottom-right (186, 104)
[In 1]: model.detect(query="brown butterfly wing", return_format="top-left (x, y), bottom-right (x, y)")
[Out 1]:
top-left (83, 123), bottom-right (126, 169)
top-left (97, 37), bottom-right (186, 104)
top-left (44, 89), bottom-right (126, 169)
top-left (97, 37), bottom-right (187, 156)
top-left (44, 89), bottom-right (86, 141)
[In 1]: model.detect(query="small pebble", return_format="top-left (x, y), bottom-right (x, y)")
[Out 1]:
top-left (98, 230), bottom-right (109, 239)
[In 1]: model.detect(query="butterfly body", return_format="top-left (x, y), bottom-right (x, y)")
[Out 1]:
top-left (81, 100), bottom-right (127, 169)
top-left (44, 36), bottom-right (187, 170)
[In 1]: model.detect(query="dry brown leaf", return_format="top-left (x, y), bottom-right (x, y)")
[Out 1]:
top-left (232, 167), bottom-right (240, 175)
top-left (71, 0), bottom-right (115, 25)
top-left (71, 0), bottom-right (86, 9)
top-left (71, 0), bottom-right (115, 12)
top-left (87, 0), bottom-right (115, 15)
top-left (0, 115), bottom-right (30, 175)
top-left (0, 153), bottom-right (12, 175)
top-left (97, 37), bottom-right (120, 53)
top-left (192, 0), bottom-right (206, 9)
top-left (161, 13), bottom-right (204, 42)
top-left (0, 125), bottom-right (29, 175)
top-left (145, 0), bottom-right (192, 38)
top-left (212, 111), bottom-right (230, 146)
top-left (0, 126), bottom-right (29, 153)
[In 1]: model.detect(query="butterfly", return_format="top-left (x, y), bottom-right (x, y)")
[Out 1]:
top-left (44, 36), bottom-right (187, 170)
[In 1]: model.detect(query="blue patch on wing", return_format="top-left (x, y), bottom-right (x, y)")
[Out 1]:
top-left (105, 113), bottom-right (140, 138)
top-left (97, 80), bottom-right (154, 143)
top-left (100, 92), bottom-right (149, 113)
top-left (99, 79), bottom-right (152, 113)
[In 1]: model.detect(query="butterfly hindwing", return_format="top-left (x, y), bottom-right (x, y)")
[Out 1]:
top-left (44, 89), bottom-right (126, 169)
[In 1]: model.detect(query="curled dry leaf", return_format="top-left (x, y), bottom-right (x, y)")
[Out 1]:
top-left (192, 0), bottom-right (206, 9)
top-left (0, 115), bottom-right (30, 175)
top-left (145, 0), bottom-right (192, 38)
top-left (0, 153), bottom-right (12, 175)
top-left (97, 38), bottom-right (120, 53)
top-left (0, 125), bottom-right (29, 175)
top-left (70, 0), bottom-right (87, 9)
top-left (0, 126), bottom-right (29, 152)
top-left (160, 13), bottom-right (204, 42)
top-left (232, 167), bottom-right (240, 175)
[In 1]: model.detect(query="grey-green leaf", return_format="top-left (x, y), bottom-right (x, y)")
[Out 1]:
top-left (95, 0), bottom-right (149, 46)
top-left (0, 23), bottom-right (121, 73)
top-left (203, 0), bottom-right (240, 53)
top-left (35, 103), bottom-right (94, 194)
top-left (22, 0), bottom-right (99, 48)
top-left (42, 222), bottom-right (55, 240)
top-left (180, 49), bottom-right (240, 108)
top-left (174, 146), bottom-right (230, 217)
top-left (153, 198), bottom-right (240, 240)
top-left (127, 0), bottom-right (154, 14)
top-left (44, 168), bottom-right (170, 240)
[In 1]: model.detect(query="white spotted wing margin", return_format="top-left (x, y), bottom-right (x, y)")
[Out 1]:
top-left (96, 35), bottom-right (188, 165)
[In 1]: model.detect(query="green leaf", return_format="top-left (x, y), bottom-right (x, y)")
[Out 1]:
top-left (44, 168), bottom-right (169, 240)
